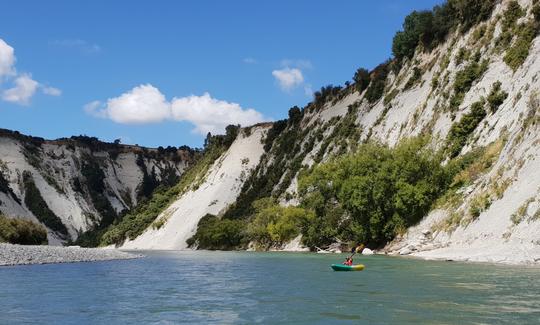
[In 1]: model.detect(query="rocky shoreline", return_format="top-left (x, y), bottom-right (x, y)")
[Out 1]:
top-left (0, 244), bottom-right (142, 266)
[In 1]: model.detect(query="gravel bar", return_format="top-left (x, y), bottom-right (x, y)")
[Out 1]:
top-left (0, 244), bottom-right (142, 266)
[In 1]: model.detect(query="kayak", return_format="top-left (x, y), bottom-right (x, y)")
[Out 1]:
top-left (331, 264), bottom-right (365, 271)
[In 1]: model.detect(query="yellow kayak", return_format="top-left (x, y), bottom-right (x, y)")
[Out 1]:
top-left (331, 264), bottom-right (365, 271)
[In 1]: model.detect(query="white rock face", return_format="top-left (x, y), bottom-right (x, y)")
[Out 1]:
top-left (121, 126), bottom-right (269, 250)
top-left (0, 135), bottom-right (190, 244)
top-left (362, 248), bottom-right (374, 255)
top-left (281, 235), bottom-right (310, 252)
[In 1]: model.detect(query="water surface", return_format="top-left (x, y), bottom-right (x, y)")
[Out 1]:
top-left (1, 251), bottom-right (539, 324)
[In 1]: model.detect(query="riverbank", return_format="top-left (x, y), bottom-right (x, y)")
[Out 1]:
top-left (0, 244), bottom-right (141, 266)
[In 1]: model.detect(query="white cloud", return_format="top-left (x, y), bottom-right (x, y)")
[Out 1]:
top-left (51, 39), bottom-right (101, 54)
top-left (86, 84), bottom-right (171, 124)
top-left (171, 92), bottom-right (265, 134)
top-left (0, 39), bottom-right (16, 79)
top-left (2, 74), bottom-right (39, 105)
top-left (85, 85), bottom-right (267, 134)
top-left (83, 100), bottom-right (106, 118)
top-left (272, 67), bottom-right (304, 91)
top-left (42, 86), bottom-right (62, 96)
top-left (0, 38), bottom-right (60, 105)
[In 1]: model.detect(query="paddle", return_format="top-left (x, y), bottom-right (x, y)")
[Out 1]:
top-left (346, 245), bottom-right (364, 261)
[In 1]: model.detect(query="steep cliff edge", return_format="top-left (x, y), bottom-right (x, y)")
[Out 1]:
top-left (3, 0), bottom-right (539, 264)
top-left (0, 129), bottom-right (195, 244)
top-left (120, 126), bottom-right (269, 249)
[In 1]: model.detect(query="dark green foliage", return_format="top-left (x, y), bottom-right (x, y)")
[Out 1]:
top-left (353, 68), bottom-right (370, 93)
top-left (263, 120), bottom-right (287, 152)
top-left (403, 67), bottom-right (422, 90)
top-left (504, 21), bottom-right (539, 71)
top-left (487, 81), bottom-right (508, 112)
top-left (0, 214), bottom-right (48, 245)
top-left (22, 171), bottom-right (69, 238)
top-left (224, 124), bottom-right (241, 147)
top-left (288, 106), bottom-right (303, 125)
top-left (392, 10), bottom-right (434, 60)
top-left (299, 137), bottom-right (452, 247)
top-left (186, 214), bottom-right (246, 250)
top-left (136, 154), bottom-right (159, 200)
top-left (364, 61), bottom-right (390, 103)
top-left (391, 0), bottom-right (496, 61)
top-left (80, 157), bottom-right (117, 227)
top-left (533, 2), bottom-right (540, 22)
top-left (455, 47), bottom-right (470, 65)
top-left (0, 171), bottom-right (21, 204)
top-left (501, 1), bottom-right (525, 32)
top-left (449, 0), bottom-right (496, 33)
top-left (453, 60), bottom-right (489, 94)
top-left (248, 199), bottom-right (314, 248)
top-left (449, 58), bottom-right (489, 111)
top-left (313, 85), bottom-right (343, 109)
top-left (446, 99), bottom-right (487, 158)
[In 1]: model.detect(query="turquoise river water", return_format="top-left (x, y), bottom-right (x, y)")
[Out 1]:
top-left (0, 251), bottom-right (539, 324)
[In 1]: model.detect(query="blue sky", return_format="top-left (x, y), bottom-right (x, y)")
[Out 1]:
top-left (0, 0), bottom-right (442, 148)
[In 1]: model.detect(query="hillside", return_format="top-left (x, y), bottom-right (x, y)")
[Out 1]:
top-left (0, 129), bottom-right (196, 244)
top-left (2, 0), bottom-right (539, 264)
top-left (107, 0), bottom-right (540, 264)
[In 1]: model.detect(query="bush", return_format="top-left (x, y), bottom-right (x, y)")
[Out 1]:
top-left (364, 61), bottom-right (391, 103)
top-left (23, 171), bottom-right (69, 238)
top-left (501, 1), bottom-right (525, 32)
top-left (353, 68), bottom-right (370, 93)
top-left (487, 81), bottom-right (508, 112)
top-left (299, 137), bottom-right (452, 247)
top-left (446, 99), bottom-right (487, 158)
top-left (392, 10), bottom-right (434, 60)
top-left (246, 198), bottom-right (315, 249)
top-left (391, 0), bottom-right (496, 61)
top-left (187, 214), bottom-right (246, 250)
top-left (504, 22), bottom-right (539, 71)
top-left (0, 214), bottom-right (48, 245)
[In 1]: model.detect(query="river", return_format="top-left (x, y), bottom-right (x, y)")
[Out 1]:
top-left (1, 251), bottom-right (539, 324)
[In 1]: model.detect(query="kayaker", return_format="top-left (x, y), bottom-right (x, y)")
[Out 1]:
top-left (343, 257), bottom-right (353, 266)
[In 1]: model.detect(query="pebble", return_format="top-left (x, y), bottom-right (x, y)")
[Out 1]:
top-left (0, 244), bottom-right (141, 266)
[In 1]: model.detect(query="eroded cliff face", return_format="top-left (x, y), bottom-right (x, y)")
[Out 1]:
top-left (0, 131), bottom-right (194, 244)
top-left (122, 0), bottom-right (540, 260)
top-left (4, 0), bottom-right (539, 262)
top-left (120, 126), bottom-right (269, 250)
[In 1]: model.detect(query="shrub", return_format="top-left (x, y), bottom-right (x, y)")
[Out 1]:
top-left (455, 47), bottom-right (470, 65)
top-left (299, 137), bottom-right (452, 247)
top-left (501, 1), bottom-right (525, 32)
top-left (391, 0), bottom-right (497, 61)
top-left (353, 68), bottom-right (370, 93)
top-left (23, 171), bottom-right (69, 238)
top-left (0, 214), bottom-right (48, 245)
top-left (364, 61), bottom-right (391, 103)
top-left (487, 81), bottom-right (508, 112)
top-left (187, 214), bottom-right (246, 250)
top-left (392, 10), bottom-right (434, 60)
top-left (453, 59), bottom-right (489, 94)
top-left (446, 99), bottom-right (487, 158)
top-left (504, 22), bottom-right (539, 71)
top-left (245, 198), bottom-right (315, 248)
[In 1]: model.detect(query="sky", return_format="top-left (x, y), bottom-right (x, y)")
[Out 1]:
top-left (0, 0), bottom-right (443, 148)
